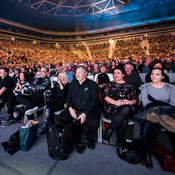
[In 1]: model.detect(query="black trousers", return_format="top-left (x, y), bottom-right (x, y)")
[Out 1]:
top-left (145, 123), bottom-right (175, 157)
top-left (16, 94), bottom-right (45, 110)
top-left (46, 96), bottom-right (65, 112)
top-left (6, 95), bottom-right (20, 115)
top-left (56, 107), bottom-right (100, 143)
top-left (0, 96), bottom-right (11, 111)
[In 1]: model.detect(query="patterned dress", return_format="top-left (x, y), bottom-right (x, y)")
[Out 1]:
top-left (103, 81), bottom-right (137, 119)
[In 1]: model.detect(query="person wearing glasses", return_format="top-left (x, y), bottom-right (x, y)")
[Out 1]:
top-left (16, 67), bottom-right (51, 118)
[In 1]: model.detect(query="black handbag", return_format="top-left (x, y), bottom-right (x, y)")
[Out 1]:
top-left (1, 130), bottom-right (20, 155)
top-left (123, 139), bottom-right (144, 164)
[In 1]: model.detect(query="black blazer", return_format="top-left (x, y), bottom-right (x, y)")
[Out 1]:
top-left (67, 78), bottom-right (99, 115)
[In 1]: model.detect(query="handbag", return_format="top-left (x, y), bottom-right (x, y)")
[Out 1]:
top-left (1, 130), bottom-right (20, 155)
top-left (123, 139), bottom-right (144, 164)
top-left (153, 142), bottom-right (175, 173)
top-left (19, 120), bottom-right (39, 151)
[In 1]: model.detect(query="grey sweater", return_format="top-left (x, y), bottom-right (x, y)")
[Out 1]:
top-left (140, 82), bottom-right (175, 107)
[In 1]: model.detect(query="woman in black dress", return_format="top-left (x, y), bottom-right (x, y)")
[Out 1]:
top-left (102, 66), bottom-right (137, 159)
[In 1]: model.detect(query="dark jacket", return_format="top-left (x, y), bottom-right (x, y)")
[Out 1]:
top-left (124, 70), bottom-right (142, 95)
top-left (67, 78), bottom-right (99, 116)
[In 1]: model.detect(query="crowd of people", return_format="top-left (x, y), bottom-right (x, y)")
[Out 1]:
top-left (149, 34), bottom-right (175, 56)
top-left (0, 37), bottom-right (175, 171)
top-left (1, 34), bottom-right (175, 67)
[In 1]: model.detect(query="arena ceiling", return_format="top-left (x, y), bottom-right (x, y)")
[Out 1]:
top-left (0, 0), bottom-right (175, 35)
top-left (17, 0), bottom-right (131, 16)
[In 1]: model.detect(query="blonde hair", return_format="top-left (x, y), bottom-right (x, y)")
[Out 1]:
top-left (58, 72), bottom-right (69, 85)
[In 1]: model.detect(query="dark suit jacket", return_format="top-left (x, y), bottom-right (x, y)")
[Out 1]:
top-left (67, 78), bottom-right (99, 116)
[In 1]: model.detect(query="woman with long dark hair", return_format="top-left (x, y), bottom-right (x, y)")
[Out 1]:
top-left (2, 72), bottom-right (30, 127)
top-left (134, 68), bottom-right (175, 169)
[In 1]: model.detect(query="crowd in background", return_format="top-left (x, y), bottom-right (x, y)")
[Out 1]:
top-left (0, 34), bottom-right (175, 170)
top-left (0, 34), bottom-right (175, 69)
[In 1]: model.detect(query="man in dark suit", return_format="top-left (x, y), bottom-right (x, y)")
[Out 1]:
top-left (56, 65), bottom-right (100, 152)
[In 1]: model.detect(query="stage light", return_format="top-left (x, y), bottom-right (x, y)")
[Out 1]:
top-left (109, 39), bottom-right (114, 44)
top-left (117, 0), bottom-right (130, 5)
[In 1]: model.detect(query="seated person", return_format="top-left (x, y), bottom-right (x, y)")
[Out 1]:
top-left (124, 62), bottom-right (142, 96)
top-left (102, 66), bottom-right (137, 159)
top-left (39, 72), bottom-right (69, 135)
top-left (0, 67), bottom-right (14, 111)
top-left (16, 67), bottom-right (50, 118)
top-left (145, 60), bottom-right (169, 83)
top-left (96, 63), bottom-right (110, 95)
top-left (2, 72), bottom-right (30, 127)
top-left (56, 65), bottom-right (100, 152)
top-left (134, 68), bottom-right (175, 169)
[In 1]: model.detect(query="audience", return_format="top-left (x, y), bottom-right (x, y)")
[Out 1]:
top-left (0, 36), bottom-right (175, 171)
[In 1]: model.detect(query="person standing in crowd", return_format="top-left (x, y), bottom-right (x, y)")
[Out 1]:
top-left (102, 66), bottom-right (137, 159)
top-left (134, 68), bottom-right (175, 169)
top-left (56, 65), bottom-right (100, 152)
top-left (0, 67), bottom-right (14, 111)
top-left (39, 72), bottom-right (69, 135)
top-left (16, 67), bottom-right (50, 118)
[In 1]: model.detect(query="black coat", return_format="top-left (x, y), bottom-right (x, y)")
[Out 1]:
top-left (67, 78), bottom-right (99, 115)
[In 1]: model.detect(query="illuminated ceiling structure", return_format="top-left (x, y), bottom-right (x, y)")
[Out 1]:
top-left (0, 0), bottom-right (175, 40)
top-left (16, 0), bottom-right (130, 16)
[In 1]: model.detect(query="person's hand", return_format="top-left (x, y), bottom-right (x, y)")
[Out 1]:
top-left (114, 100), bottom-right (125, 106)
top-left (77, 113), bottom-right (86, 124)
top-left (50, 76), bottom-right (54, 82)
top-left (69, 107), bottom-right (78, 119)
top-left (17, 79), bottom-right (20, 85)
top-left (122, 99), bottom-right (132, 105)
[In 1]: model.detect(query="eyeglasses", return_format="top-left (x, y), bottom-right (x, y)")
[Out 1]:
top-left (40, 71), bottom-right (47, 73)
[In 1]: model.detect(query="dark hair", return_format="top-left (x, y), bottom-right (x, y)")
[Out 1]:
top-left (77, 65), bottom-right (88, 73)
top-left (114, 66), bottom-right (126, 75)
top-left (20, 72), bottom-right (28, 82)
top-left (150, 68), bottom-right (165, 77)
top-left (0, 67), bottom-right (9, 73)
top-left (149, 60), bottom-right (165, 70)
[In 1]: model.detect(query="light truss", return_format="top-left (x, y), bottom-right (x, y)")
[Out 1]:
top-left (15, 0), bottom-right (130, 16)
